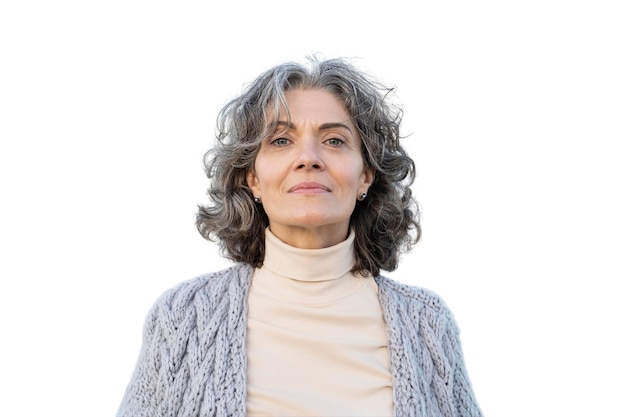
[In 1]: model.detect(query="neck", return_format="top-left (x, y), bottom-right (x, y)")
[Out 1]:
top-left (267, 223), bottom-right (350, 249)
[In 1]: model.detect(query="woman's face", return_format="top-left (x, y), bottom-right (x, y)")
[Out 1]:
top-left (247, 88), bottom-right (374, 249)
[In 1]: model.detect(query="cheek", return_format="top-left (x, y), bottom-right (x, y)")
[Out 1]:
top-left (253, 159), bottom-right (280, 191)
top-left (346, 163), bottom-right (367, 188)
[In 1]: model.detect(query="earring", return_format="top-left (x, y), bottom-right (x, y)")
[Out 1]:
top-left (253, 196), bottom-right (261, 203)
top-left (359, 192), bottom-right (367, 201)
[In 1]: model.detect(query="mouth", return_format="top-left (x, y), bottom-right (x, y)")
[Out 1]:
top-left (288, 182), bottom-right (331, 194)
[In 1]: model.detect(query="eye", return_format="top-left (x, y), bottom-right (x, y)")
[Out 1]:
top-left (325, 137), bottom-right (345, 147)
top-left (271, 137), bottom-right (291, 146)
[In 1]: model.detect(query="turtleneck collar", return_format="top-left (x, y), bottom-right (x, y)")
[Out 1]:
top-left (262, 228), bottom-right (356, 282)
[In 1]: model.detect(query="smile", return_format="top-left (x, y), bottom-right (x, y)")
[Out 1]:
top-left (288, 182), bottom-right (331, 194)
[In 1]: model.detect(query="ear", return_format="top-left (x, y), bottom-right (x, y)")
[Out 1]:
top-left (246, 170), bottom-right (261, 196)
top-left (360, 167), bottom-right (375, 192)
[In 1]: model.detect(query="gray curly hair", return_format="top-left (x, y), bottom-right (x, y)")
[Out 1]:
top-left (196, 56), bottom-right (420, 276)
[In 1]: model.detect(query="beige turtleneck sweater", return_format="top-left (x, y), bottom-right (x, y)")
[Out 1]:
top-left (246, 229), bottom-right (394, 417)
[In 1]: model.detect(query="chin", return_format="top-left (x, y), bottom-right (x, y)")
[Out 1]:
top-left (293, 213), bottom-right (334, 225)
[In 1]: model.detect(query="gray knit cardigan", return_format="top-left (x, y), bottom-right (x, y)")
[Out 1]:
top-left (117, 263), bottom-right (482, 417)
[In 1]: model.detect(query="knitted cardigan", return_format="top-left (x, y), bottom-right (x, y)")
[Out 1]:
top-left (117, 263), bottom-right (482, 417)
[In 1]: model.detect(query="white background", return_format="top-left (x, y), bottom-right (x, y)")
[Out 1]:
top-left (1, 1), bottom-right (624, 416)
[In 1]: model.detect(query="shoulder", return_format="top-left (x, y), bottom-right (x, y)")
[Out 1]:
top-left (147, 263), bottom-right (254, 322)
top-left (161, 263), bottom-right (252, 298)
top-left (374, 275), bottom-right (456, 322)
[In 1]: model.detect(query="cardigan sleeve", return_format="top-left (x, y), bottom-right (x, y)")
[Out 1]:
top-left (442, 314), bottom-right (483, 417)
top-left (116, 277), bottom-right (203, 417)
top-left (116, 300), bottom-right (167, 417)
top-left (414, 294), bottom-right (483, 417)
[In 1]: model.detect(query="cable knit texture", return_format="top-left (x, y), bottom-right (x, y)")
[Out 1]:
top-left (117, 263), bottom-right (482, 417)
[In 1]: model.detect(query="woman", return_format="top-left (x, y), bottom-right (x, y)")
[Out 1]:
top-left (117, 56), bottom-right (483, 417)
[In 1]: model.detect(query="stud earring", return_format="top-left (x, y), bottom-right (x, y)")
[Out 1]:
top-left (359, 192), bottom-right (367, 201)
top-left (253, 196), bottom-right (261, 203)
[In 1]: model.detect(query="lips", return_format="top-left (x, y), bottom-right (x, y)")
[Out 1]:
top-left (288, 182), bottom-right (331, 194)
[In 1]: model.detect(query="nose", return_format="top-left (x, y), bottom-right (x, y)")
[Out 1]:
top-left (295, 139), bottom-right (324, 170)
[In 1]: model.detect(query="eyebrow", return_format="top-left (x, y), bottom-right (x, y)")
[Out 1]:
top-left (274, 121), bottom-right (353, 134)
top-left (319, 122), bottom-right (353, 134)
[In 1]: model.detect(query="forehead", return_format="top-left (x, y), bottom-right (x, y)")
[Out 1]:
top-left (273, 88), bottom-right (353, 125)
